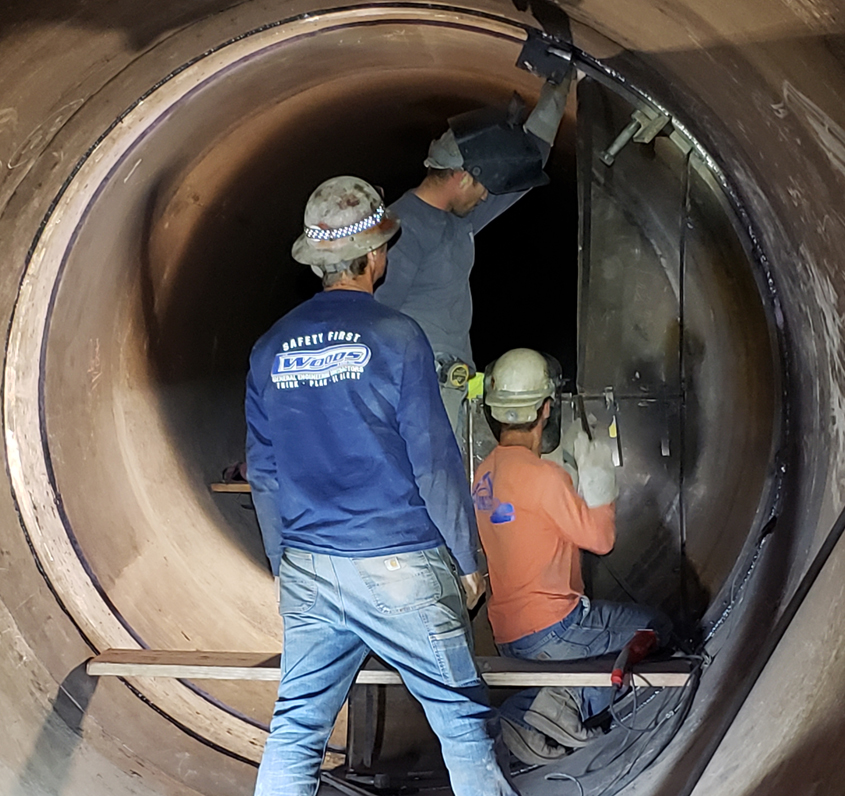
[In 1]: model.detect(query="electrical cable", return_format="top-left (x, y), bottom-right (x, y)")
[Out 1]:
top-left (544, 771), bottom-right (585, 796)
top-left (608, 685), bottom-right (663, 733)
top-left (615, 675), bottom-right (698, 792)
top-left (550, 659), bottom-right (701, 796)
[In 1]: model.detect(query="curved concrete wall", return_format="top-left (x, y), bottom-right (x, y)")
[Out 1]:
top-left (0, 2), bottom-right (843, 795)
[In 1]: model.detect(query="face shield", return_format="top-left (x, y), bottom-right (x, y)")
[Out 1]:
top-left (448, 102), bottom-right (550, 195)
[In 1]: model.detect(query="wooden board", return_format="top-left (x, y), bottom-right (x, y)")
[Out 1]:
top-left (209, 482), bottom-right (251, 493)
top-left (87, 649), bottom-right (692, 687)
top-left (88, 649), bottom-right (281, 680)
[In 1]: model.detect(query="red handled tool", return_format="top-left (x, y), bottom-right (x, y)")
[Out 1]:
top-left (611, 629), bottom-right (658, 689)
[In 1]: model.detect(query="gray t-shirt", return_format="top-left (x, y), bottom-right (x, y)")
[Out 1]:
top-left (375, 190), bottom-right (524, 369)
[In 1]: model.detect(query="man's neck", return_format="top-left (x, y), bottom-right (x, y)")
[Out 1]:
top-left (413, 178), bottom-right (454, 212)
top-left (499, 429), bottom-right (543, 457)
top-left (324, 273), bottom-right (375, 295)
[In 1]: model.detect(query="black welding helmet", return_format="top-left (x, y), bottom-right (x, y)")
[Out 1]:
top-left (448, 101), bottom-right (550, 195)
top-left (483, 352), bottom-right (563, 454)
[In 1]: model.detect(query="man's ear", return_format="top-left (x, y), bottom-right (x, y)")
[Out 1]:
top-left (542, 399), bottom-right (552, 420)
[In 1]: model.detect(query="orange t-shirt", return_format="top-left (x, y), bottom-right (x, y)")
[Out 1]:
top-left (472, 445), bottom-right (616, 644)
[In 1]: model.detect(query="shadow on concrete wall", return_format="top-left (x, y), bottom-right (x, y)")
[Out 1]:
top-left (11, 663), bottom-right (98, 796)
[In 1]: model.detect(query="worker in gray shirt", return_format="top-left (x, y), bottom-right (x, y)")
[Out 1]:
top-left (376, 72), bottom-right (574, 434)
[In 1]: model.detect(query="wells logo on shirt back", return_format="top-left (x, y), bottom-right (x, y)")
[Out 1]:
top-left (272, 343), bottom-right (371, 386)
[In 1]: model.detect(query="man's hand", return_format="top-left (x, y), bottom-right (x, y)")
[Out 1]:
top-left (460, 571), bottom-right (486, 611)
top-left (573, 431), bottom-right (619, 508)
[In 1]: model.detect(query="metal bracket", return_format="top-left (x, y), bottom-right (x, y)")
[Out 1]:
top-left (600, 108), bottom-right (671, 166)
top-left (512, 0), bottom-right (573, 48)
top-left (515, 27), bottom-right (573, 85)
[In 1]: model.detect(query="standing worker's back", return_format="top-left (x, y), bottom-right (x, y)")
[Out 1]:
top-left (246, 176), bottom-right (514, 796)
top-left (247, 293), bottom-right (472, 568)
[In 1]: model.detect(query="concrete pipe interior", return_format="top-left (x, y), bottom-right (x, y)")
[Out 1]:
top-left (6, 2), bottom-right (845, 795)
top-left (14, 0), bottom-right (778, 756)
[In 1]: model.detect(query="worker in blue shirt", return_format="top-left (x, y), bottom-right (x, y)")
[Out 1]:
top-left (246, 176), bottom-right (515, 796)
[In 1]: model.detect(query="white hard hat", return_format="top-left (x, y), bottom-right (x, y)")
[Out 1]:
top-left (485, 348), bottom-right (555, 424)
top-left (291, 176), bottom-right (400, 271)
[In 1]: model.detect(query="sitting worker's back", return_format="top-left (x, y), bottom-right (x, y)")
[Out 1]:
top-left (473, 443), bottom-right (615, 645)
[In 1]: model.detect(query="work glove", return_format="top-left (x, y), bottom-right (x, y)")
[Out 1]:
top-left (572, 430), bottom-right (619, 508)
top-left (460, 571), bottom-right (486, 611)
top-left (523, 71), bottom-right (575, 146)
top-left (560, 419), bottom-right (585, 484)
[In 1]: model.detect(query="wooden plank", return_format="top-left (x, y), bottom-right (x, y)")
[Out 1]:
top-left (476, 656), bottom-right (692, 688)
top-left (209, 482), bottom-right (251, 493)
top-left (87, 649), bottom-right (691, 687)
top-left (88, 649), bottom-right (281, 680)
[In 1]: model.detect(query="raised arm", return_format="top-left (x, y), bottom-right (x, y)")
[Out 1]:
top-left (396, 329), bottom-right (479, 576)
top-left (523, 73), bottom-right (574, 148)
top-left (544, 467), bottom-right (616, 555)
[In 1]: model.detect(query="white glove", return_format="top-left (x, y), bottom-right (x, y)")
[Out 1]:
top-left (460, 571), bottom-right (486, 611)
top-left (523, 72), bottom-right (575, 145)
top-left (572, 430), bottom-right (619, 508)
top-left (561, 419), bottom-right (585, 461)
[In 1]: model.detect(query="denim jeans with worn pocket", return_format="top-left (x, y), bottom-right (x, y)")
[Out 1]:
top-left (497, 597), bottom-right (672, 723)
top-left (253, 545), bottom-right (516, 796)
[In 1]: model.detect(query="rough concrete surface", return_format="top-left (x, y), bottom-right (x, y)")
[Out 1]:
top-left (0, 1), bottom-right (844, 795)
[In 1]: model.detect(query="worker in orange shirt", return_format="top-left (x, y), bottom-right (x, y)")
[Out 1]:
top-left (472, 348), bottom-right (671, 764)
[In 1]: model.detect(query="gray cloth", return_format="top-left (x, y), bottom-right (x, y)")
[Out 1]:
top-left (375, 190), bottom-right (524, 369)
top-left (424, 129), bottom-right (464, 169)
top-left (525, 687), bottom-right (602, 749)
top-left (523, 76), bottom-right (574, 146)
top-left (440, 382), bottom-right (465, 435)
top-left (501, 717), bottom-right (570, 766)
top-left (439, 382), bottom-right (468, 459)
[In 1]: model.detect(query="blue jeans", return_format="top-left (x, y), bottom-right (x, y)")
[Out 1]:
top-left (497, 597), bottom-right (672, 723)
top-left (253, 545), bottom-right (516, 796)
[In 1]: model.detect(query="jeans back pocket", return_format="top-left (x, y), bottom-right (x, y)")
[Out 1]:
top-left (278, 548), bottom-right (318, 615)
top-left (352, 550), bottom-right (442, 614)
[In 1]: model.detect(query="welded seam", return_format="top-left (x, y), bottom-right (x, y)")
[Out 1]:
top-left (678, 149), bottom-right (691, 629)
top-left (680, 501), bottom-right (845, 795)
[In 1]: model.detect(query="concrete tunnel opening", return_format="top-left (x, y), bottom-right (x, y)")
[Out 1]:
top-left (2, 4), bottom-right (799, 792)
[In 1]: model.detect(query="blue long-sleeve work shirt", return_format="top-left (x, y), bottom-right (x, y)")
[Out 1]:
top-left (245, 290), bottom-right (479, 577)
